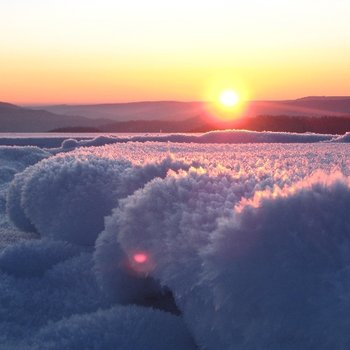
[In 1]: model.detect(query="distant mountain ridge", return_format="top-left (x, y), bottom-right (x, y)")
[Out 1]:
top-left (296, 96), bottom-right (350, 101)
top-left (244, 97), bottom-right (350, 119)
top-left (0, 103), bottom-right (107, 132)
top-left (2, 96), bottom-right (350, 132)
top-left (33, 101), bottom-right (208, 121)
top-left (33, 97), bottom-right (350, 122)
top-left (0, 102), bottom-right (20, 109)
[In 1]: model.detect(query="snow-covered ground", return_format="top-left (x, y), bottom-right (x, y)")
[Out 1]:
top-left (1, 131), bottom-right (350, 349)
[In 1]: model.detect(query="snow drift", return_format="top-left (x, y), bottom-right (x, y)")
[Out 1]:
top-left (0, 239), bottom-right (82, 277)
top-left (197, 176), bottom-right (350, 349)
top-left (1, 130), bottom-right (339, 152)
top-left (7, 154), bottom-right (192, 245)
top-left (52, 130), bottom-right (335, 153)
top-left (0, 146), bottom-right (49, 174)
top-left (95, 168), bottom-right (251, 300)
top-left (107, 172), bottom-right (350, 349)
top-left (27, 305), bottom-right (196, 350)
top-left (1, 146), bottom-right (49, 232)
top-left (331, 131), bottom-right (350, 143)
top-left (2, 139), bottom-right (350, 349)
top-left (6, 165), bottom-right (40, 232)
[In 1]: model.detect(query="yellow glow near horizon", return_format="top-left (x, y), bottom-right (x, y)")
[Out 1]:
top-left (1, 1), bottom-right (350, 104)
top-left (202, 82), bottom-right (248, 122)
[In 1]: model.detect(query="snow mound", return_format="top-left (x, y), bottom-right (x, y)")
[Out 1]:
top-left (99, 165), bottom-right (290, 301)
top-left (331, 131), bottom-right (350, 142)
top-left (0, 166), bottom-right (17, 185)
top-left (21, 155), bottom-right (132, 245)
top-left (52, 130), bottom-right (334, 152)
top-left (8, 154), bottom-right (192, 245)
top-left (0, 239), bottom-right (82, 277)
top-left (4, 147), bottom-right (50, 232)
top-left (94, 224), bottom-right (165, 305)
top-left (61, 138), bottom-right (79, 149)
top-left (0, 228), bottom-right (37, 251)
top-left (29, 305), bottom-right (196, 350)
top-left (3, 140), bottom-right (350, 349)
top-left (95, 169), bottom-right (236, 303)
top-left (0, 252), bottom-right (107, 339)
top-left (196, 176), bottom-right (350, 349)
top-left (6, 166), bottom-right (39, 232)
top-left (0, 146), bottom-right (49, 173)
top-left (111, 172), bottom-right (350, 349)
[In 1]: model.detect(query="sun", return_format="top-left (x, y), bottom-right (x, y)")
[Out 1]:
top-left (219, 90), bottom-right (239, 107)
top-left (204, 80), bottom-right (249, 121)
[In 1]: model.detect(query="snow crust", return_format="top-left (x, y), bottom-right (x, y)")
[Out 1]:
top-left (1, 137), bottom-right (350, 349)
top-left (0, 129), bottom-right (341, 151)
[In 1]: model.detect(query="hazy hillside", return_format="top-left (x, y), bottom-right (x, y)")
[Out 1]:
top-left (3, 97), bottom-right (350, 133)
top-left (0, 102), bottom-right (108, 132)
top-left (34, 101), bottom-right (209, 121)
top-left (97, 116), bottom-right (205, 133)
top-left (245, 97), bottom-right (350, 118)
top-left (34, 97), bottom-right (350, 122)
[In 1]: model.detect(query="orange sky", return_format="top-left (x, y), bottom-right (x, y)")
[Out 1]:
top-left (1, 0), bottom-right (350, 105)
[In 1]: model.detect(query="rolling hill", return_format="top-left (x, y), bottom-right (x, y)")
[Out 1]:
top-left (34, 97), bottom-right (350, 122)
top-left (0, 102), bottom-right (109, 132)
top-left (3, 97), bottom-right (350, 133)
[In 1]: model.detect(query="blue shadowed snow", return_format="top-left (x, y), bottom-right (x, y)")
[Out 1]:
top-left (1, 136), bottom-right (350, 349)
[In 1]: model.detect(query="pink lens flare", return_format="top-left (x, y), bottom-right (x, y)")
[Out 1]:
top-left (133, 253), bottom-right (148, 264)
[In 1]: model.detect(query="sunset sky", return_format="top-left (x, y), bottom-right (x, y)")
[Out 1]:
top-left (1, 0), bottom-right (350, 104)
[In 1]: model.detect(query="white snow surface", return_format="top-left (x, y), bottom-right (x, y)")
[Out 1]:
top-left (1, 133), bottom-right (350, 349)
top-left (0, 129), bottom-right (340, 151)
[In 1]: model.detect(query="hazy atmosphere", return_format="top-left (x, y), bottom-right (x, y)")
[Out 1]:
top-left (2, 0), bottom-right (350, 104)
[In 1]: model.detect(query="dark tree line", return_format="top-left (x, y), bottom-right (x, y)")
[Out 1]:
top-left (237, 115), bottom-right (350, 134)
top-left (194, 115), bottom-right (350, 134)
top-left (50, 115), bottom-right (350, 134)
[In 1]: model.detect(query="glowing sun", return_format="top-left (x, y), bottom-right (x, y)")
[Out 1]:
top-left (219, 90), bottom-right (239, 107)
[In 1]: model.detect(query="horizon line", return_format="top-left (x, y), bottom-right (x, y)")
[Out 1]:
top-left (11, 95), bottom-right (350, 107)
